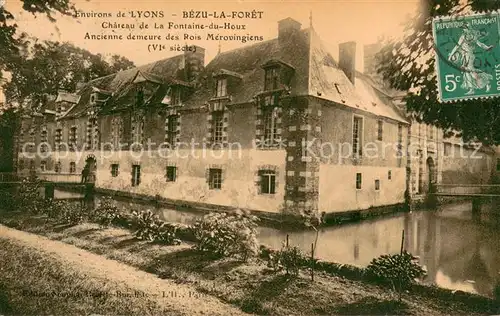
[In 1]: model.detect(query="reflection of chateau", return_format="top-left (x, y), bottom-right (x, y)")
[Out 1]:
top-left (258, 207), bottom-right (500, 297)
top-left (403, 210), bottom-right (500, 297)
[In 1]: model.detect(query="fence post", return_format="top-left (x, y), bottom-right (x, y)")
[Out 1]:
top-left (310, 242), bottom-right (314, 282)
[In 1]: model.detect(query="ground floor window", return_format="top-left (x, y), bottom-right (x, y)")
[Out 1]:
top-left (375, 179), bottom-right (380, 191)
top-left (208, 168), bottom-right (222, 190)
top-left (356, 173), bottom-right (362, 189)
top-left (55, 161), bottom-right (62, 173)
top-left (388, 170), bottom-right (392, 180)
top-left (111, 164), bottom-right (119, 177)
top-left (40, 161), bottom-right (47, 172)
top-left (166, 166), bottom-right (177, 182)
top-left (131, 164), bottom-right (141, 187)
top-left (259, 170), bottom-right (276, 194)
top-left (69, 162), bottom-right (76, 174)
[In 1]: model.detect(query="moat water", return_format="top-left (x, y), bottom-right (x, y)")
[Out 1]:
top-left (55, 189), bottom-right (500, 298)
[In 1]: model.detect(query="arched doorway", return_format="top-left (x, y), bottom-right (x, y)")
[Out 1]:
top-left (426, 157), bottom-right (435, 193)
top-left (84, 155), bottom-right (97, 183)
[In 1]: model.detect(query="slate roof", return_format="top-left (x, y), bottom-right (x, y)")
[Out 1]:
top-left (59, 19), bottom-right (407, 124)
top-left (62, 54), bottom-right (186, 119)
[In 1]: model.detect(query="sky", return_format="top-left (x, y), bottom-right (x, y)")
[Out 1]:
top-left (0, 0), bottom-right (420, 102)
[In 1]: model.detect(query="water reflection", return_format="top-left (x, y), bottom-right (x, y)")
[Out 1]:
top-left (53, 189), bottom-right (500, 298)
top-left (259, 201), bottom-right (500, 298)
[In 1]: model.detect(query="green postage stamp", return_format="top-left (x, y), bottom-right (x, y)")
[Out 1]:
top-left (432, 12), bottom-right (500, 102)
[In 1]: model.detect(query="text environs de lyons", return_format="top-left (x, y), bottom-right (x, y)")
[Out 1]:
top-left (75, 10), bottom-right (264, 19)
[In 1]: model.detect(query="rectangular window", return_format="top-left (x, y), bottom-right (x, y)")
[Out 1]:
top-left (375, 179), bottom-right (380, 191)
top-left (264, 67), bottom-right (279, 90)
top-left (352, 116), bottom-right (363, 157)
top-left (55, 128), bottom-right (62, 150)
top-left (132, 116), bottom-right (144, 145)
top-left (397, 124), bottom-right (403, 166)
top-left (41, 130), bottom-right (48, 153)
top-left (388, 170), bottom-right (392, 180)
top-left (69, 126), bottom-right (77, 150)
top-left (55, 161), bottom-right (61, 173)
top-left (356, 173), bottom-right (362, 189)
top-left (111, 164), bottom-right (119, 177)
top-left (259, 170), bottom-right (276, 194)
top-left (171, 87), bottom-right (181, 105)
top-left (19, 159), bottom-right (25, 170)
top-left (377, 120), bottom-right (383, 141)
top-left (263, 107), bottom-right (278, 145)
top-left (166, 115), bottom-right (178, 145)
top-left (212, 111), bottom-right (224, 145)
top-left (29, 160), bottom-right (35, 171)
top-left (216, 78), bottom-right (227, 97)
top-left (209, 168), bottom-right (222, 190)
top-left (131, 164), bottom-right (141, 187)
top-left (444, 142), bottom-right (452, 157)
top-left (111, 117), bottom-right (123, 149)
top-left (497, 158), bottom-right (500, 171)
top-left (40, 161), bottom-right (47, 172)
top-left (166, 166), bottom-right (177, 182)
top-left (69, 162), bottom-right (76, 174)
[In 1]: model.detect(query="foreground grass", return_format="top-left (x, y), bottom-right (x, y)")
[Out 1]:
top-left (1, 209), bottom-right (498, 316)
top-left (0, 238), bottom-right (171, 315)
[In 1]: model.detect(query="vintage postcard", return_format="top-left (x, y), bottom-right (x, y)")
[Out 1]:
top-left (0, 0), bottom-right (499, 315)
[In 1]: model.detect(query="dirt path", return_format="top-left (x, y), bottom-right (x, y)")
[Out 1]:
top-left (0, 224), bottom-right (249, 316)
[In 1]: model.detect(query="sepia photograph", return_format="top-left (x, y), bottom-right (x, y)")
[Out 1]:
top-left (0, 0), bottom-right (499, 315)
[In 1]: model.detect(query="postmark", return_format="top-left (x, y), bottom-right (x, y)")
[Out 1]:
top-left (432, 12), bottom-right (500, 102)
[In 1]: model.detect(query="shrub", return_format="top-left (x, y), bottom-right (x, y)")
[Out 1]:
top-left (192, 209), bottom-right (259, 260)
top-left (15, 179), bottom-right (47, 214)
top-left (91, 196), bottom-right (123, 227)
top-left (365, 251), bottom-right (427, 290)
top-left (267, 243), bottom-right (306, 276)
top-left (130, 210), bottom-right (180, 245)
top-left (51, 201), bottom-right (87, 225)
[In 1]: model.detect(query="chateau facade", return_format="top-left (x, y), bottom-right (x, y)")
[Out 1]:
top-left (15, 17), bottom-right (497, 215)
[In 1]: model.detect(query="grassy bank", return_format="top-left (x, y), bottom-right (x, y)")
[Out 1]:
top-left (1, 209), bottom-right (498, 316)
top-left (0, 238), bottom-right (171, 315)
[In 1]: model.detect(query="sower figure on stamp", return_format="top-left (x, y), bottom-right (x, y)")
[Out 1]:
top-left (81, 164), bottom-right (90, 183)
top-left (448, 22), bottom-right (494, 95)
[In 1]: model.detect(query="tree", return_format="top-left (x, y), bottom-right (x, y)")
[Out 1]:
top-left (3, 40), bottom-right (135, 112)
top-left (0, 1), bottom-right (136, 171)
top-left (376, 0), bottom-right (500, 145)
top-left (0, 0), bottom-right (76, 82)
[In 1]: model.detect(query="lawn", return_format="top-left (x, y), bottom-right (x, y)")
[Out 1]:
top-left (1, 208), bottom-right (498, 316)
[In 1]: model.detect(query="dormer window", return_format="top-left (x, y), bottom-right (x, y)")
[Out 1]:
top-left (264, 67), bottom-right (280, 91)
top-left (216, 78), bottom-right (227, 97)
top-left (162, 86), bottom-right (182, 106)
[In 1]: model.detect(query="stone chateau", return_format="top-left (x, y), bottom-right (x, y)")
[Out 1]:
top-left (15, 17), bottom-right (499, 215)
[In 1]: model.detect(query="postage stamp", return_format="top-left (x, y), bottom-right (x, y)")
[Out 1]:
top-left (432, 12), bottom-right (500, 102)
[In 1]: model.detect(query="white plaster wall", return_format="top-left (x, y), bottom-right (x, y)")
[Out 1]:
top-left (319, 164), bottom-right (406, 213)
top-left (90, 148), bottom-right (287, 213)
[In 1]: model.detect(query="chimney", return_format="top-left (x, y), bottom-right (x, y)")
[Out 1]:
top-left (278, 17), bottom-right (302, 43)
top-left (184, 45), bottom-right (205, 82)
top-left (338, 41), bottom-right (357, 84)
